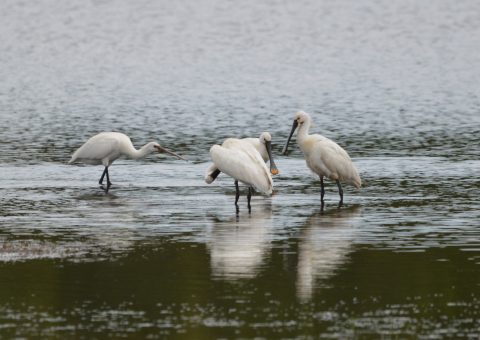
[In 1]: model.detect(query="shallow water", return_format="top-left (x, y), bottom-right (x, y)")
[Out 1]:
top-left (1, 0), bottom-right (480, 338)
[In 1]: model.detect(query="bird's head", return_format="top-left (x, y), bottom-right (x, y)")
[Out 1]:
top-left (152, 143), bottom-right (186, 160)
top-left (259, 132), bottom-right (279, 175)
top-left (282, 111), bottom-right (310, 155)
top-left (259, 131), bottom-right (272, 144)
top-left (294, 111), bottom-right (310, 126)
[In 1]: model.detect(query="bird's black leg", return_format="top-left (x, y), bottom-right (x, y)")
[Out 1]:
top-left (106, 167), bottom-right (112, 189)
top-left (99, 166), bottom-right (108, 185)
top-left (247, 187), bottom-right (252, 213)
top-left (234, 180), bottom-right (240, 213)
top-left (336, 179), bottom-right (343, 207)
top-left (320, 176), bottom-right (325, 210)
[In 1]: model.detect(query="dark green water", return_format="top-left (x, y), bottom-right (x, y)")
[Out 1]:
top-left (1, 0), bottom-right (480, 338)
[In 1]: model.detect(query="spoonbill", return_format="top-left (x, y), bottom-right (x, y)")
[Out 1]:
top-left (69, 132), bottom-right (185, 191)
top-left (282, 111), bottom-right (361, 207)
top-left (205, 132), bottom-right (279, 184)
top-left (209, 138), bottom-right (275, 212)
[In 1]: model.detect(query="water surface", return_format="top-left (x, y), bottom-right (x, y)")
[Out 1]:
top-left (1, 0), bottom-right (480, 338)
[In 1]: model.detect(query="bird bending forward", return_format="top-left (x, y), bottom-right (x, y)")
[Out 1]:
top-left (69, 132), bottom-right (184, 191)
top-left (209, 138), bottom-right (275, 212)
top-left (205, 132), bottom-right (278, 184)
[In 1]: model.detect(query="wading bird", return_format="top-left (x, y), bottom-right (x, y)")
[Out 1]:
top-left (205, 132), bottom-right (278, 184)
top-left (209, 137), bottom-right (277, 212)
top-left (69, 132), bottom-right (185, 191)
top-left (282, 111), bottom-right (361, 208)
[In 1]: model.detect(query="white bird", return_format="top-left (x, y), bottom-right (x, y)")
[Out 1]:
top-left (69, 132), bottom-right (185, 191)
top-left (205, 132), bottom-right (279, 184)
top-left (209, 136), bottom-right (277, 211)
top-left (282, 111), bottom-right (361, 207)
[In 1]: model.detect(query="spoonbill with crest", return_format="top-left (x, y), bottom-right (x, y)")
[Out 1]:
top-left (282, 111), bottom-right (361, 207)
top-left (69, 132), bottom-right (185, 191)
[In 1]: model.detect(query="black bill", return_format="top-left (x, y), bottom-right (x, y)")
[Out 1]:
top-left (282, 120), bottom-right (298, 155)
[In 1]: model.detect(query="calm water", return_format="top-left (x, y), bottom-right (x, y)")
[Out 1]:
top-left (1, 0), bottom-right (480, 338)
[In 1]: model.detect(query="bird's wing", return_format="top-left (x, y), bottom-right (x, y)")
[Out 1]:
top-left (311, 136), bottom-right (361, 187)
top-left (69, 134), bottom-right (121, 165)
top-left (223, 137), bottom-right (267, 163)
top-left (312, 135), bottom-right (351, 160)
top-left (210, 142), bottom-right (273, 195)
top-left (243, 137), bottom-right (268, 162)
top-left (221, 138), bottom-right (243, 148)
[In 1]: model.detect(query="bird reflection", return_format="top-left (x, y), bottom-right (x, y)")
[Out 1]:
top-left (71, 189), bottom-right (144, 257)
top-left (296, 205), bottom-right (362, 302)
top-left (207, 201), bottom-right (273, 279)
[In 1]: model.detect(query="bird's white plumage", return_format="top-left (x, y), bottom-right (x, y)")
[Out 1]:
top-left (209, 139), bottom-right (273, 195)
top-left (204, 132), bottom-right (273, 184)
top-left (69, 132), bottom-right (128, 166)
top-left (68, 131), bottom-right (184, 188)
top-left (69, 132), bottom-right (121, 166)
top-left (240, 137), bottom-right (268, 162)
top-left (294, 111), bottom-right (361, 188)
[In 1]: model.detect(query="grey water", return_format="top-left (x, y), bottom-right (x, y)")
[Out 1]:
top-left (1, 0), bottom-right (480, 338)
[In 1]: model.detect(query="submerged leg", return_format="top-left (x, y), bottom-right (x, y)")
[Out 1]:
top-left (234, 180), bottom-right (240, 205)
top-left (99, 166), bottom-right (108, 184)
top-left (106, 167), bottom-right (112, 189)
top-left (234, 180), bottom-right (240, 214)
top-left (336, 179), bottom-right (343, 207)
top-left (320, 176), bottom-right (325, 209)
top-left (247, 187), bottom-right (252, 213)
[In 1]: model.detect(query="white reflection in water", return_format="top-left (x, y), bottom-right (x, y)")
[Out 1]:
top-left (0, 191), bottom-right (140, 262)
top-left (207, 201), bottom-right (273, 279)
top-left (297, 205), bottom-right (362, 302)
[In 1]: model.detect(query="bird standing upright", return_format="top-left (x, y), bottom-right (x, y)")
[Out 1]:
top-left (69, 132), bottom-right (185, 191)
top-left (282, 111), bottom-right (361, 208)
